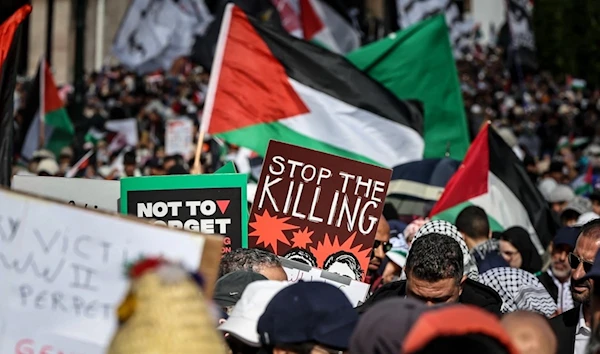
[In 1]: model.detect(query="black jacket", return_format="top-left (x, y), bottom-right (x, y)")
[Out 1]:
top-left (549, 306), bottom-right (579, 354)
top-left (357, 278), bottom-right (502, 316)
top-left (538, 271), bottom-right (559, 303)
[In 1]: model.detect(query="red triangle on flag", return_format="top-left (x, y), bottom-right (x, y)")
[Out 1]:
top-left (429, 124), bottom-right (490, 216)
top-left (206, 6), bottom-right (309, 135)
top-left (42, 61), bottom-right (65, 113)
top-left (300, 0), bottom-right (324, 41)
top-left (216, 200), bottom-right (230, 214)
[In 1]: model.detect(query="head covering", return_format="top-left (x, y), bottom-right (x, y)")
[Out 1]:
top-left (547, 185), bottom-right (575, 203)
top-left (213, 271), bottom-right (267, 308)
top-left (218, 280), bottom-right (289, 346)
top-left (553, 227), bottom-right (579, 249)
top-left (538, 178), bottom-right (558, 200)
top-left (36, 158), bottom-right (59, 175)
top-left (107, 258), bottom-right (227, 354)
top-left (348, 298), bottom-right (428, 354)
top-left (413, 220), bottom-right (479, 281)
top-left (402, 305), bottom-right (518, 354)
top-left (479, 267), bottom-right (557, 317)
top-left (561, 196), bottom-right (592, 217)
top-left (258, 282), bottom-right (358, 350)
top-left (576, 212), bottom-right (600, 227)
top-left (500, 226), bottom-right (542, 273)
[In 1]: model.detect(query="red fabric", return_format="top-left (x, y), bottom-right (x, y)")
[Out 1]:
top-left (299, 0), bottom-right (323, 40)
top-left (429, 124), bottom-right (490, 216)
top-left (0, 5), bottom-right (31, 68)
top-left (42, 61), bottom-right (66, 112)
top-left (208, 6), bottom-right (309, 134)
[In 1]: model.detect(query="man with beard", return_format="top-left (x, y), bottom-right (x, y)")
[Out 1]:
top-left (550, 220), bottom-right (600, 354)
top-left (579, 249), bottom-right (600, 354)
top-left (539, 227), bottom-right (579, 313)
top-left (365, 216), bottom-right (391, 292)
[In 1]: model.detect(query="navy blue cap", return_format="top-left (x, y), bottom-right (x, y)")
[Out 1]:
top-left (257, 282), bottom-right (358, 350)
top-left (582, 249), bottom-right (600, 280)
top-left (553, 227), bottom-right (579, 249)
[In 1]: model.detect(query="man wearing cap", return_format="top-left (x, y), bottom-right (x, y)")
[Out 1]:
top-left (213, 271), bottom-right (267, 316)
top-left (550, 220), bottom-right (600, 354)
top-left (561, 197), bottom-right (593, 227)
top-left (538, 227), bottom-right (578, 313)
top-left (548, 185), bottom-right (576, 215)
top-left (257, 282), bottom-right (358, 354)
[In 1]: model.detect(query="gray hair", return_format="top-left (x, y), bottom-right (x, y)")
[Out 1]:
top-left (218, 248), bottom-right (282, 278)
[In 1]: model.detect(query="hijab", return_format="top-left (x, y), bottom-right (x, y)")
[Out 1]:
top-left (500, 226), bottom-right (542, 274)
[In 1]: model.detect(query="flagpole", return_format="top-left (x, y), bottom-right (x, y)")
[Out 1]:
top-left (39, 59), bottom-right (46, 149)
top-left (190, 130), bottom-right (205, 175)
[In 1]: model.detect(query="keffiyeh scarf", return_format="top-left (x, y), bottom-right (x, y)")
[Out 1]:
top-left (479, 267), bottom-right (557, 317)
top-left (412, 220), bottom-right (479, 281)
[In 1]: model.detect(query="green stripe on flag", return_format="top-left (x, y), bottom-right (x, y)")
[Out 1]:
top-left (432, 201), bottom-right (504, 232)
top-left (217, 121), bottom-right (382, 167)
top-left (45, 108), bottom-right (74, 156)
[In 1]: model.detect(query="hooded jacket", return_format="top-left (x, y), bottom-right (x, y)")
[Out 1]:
top-left (357, 279), bottom-right (502, 316)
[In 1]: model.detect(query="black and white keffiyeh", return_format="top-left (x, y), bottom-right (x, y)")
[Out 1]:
top-left (479, 267), bottom-right (557, 317)
top-left (412, 220), bottom-right (479, 281)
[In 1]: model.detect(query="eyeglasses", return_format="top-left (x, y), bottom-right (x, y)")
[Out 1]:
top-left (569, 252), bottom-right (594, 273)
top-left (373, 240), bottom-right (392, 253)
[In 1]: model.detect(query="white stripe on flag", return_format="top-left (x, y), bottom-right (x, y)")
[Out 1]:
top-left (21, 112), bottom-right (54, 161)
top-left (470, 172), bottom-right (544, 254)
top-left (65, 150), bottom-right (94, 178)
top-left (280, 78), bottom-right (424, 167)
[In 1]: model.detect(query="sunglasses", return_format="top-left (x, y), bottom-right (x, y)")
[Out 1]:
top-left (373, 240), bottom-right (392, 253)
top-left (569, 252), bottom-right (594, 273)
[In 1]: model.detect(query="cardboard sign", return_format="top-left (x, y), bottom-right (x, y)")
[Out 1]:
top-left (215, 161), bottom-right (237, 174)
top-left (280, 257), bottom-right (369, 307)
top-left (0, 188), bottom-right (222, 354)
top-left (165, 118), bottom-right (194, 159)
top-left (120, 174), bottom-right (248, 252)
top-left (249, 141), bottom-right (391, 282)
top-left (12, 176), bottom-right (119, 212)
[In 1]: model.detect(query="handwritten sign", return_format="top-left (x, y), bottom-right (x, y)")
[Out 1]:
top-left (12, 176), bottom-right (119, 212)
top-left (121, 174), bottom-right (248, 253)
top-left (165, 118), bottom-right (194, 159)
top-left (0, 188), bottom-right (222, 354)
top-left (279, 257), bottom-right (369, 307)
top-left (249, 141), bottom-right (391, 281)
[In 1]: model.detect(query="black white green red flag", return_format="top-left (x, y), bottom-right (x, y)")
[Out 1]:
top-left (430, 123), bottom-right (558, 251)
top-left (200, 4), bottom-right (424, 168)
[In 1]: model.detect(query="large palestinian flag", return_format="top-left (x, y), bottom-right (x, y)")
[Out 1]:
top-left (200, 4), bottom-right (424, 168)
top-left (430, 123), bottom-right (558, 252)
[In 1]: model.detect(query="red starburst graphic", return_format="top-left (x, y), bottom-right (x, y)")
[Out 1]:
top-left (309, 232), bottom-right (372, 281)
top-left (290, 227), bottom-right (314, 249)
top-left (249, 210), bottom-right (299, 254)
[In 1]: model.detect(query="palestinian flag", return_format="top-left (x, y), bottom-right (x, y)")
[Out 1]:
top-left (65, 149), bottom-right (94, 178)
top-left (201, 4), bottom-right (424, 168)
top-left (300, 0), bottom-right (360, 54)
top-left (20, 60), bottom-right (75, 160)
top-left (0, 1), bottom-right (31, 186)
top-left (430, 123), bottom-right (558, 252)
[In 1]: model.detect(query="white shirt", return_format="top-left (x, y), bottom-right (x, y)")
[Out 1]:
top-left (575, 306), bottom-right (591, 354)
top-left (548, 270), bottom-right (575, 312)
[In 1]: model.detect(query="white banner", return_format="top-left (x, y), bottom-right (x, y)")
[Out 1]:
top-left (0, 188), bottom-right (206, 354)
top-left (12, 176), bottom-right (120, 212)
top-left (280, 257), bottom-right (369, 307)
top-left (165, 118), bottom-right (194, 159)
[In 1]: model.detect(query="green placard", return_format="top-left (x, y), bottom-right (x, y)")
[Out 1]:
top-left (120, 173), bottom-right (248, 250)
top-left (215, 161), bottom-right (237, 174)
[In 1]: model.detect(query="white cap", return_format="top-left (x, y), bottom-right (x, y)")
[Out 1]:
top-left (576, 212), bottom-right (600, 227)
top-left (218, 280), bottom-right (289, 346)
top-left (547, 185), bottom-right (575, 203)
top-left (36, 158), bottom-right (59, 176)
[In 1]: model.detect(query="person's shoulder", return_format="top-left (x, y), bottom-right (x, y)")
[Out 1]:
top-left (550, 306), bottom-right (580, 329)
top-left (461, 278), bottom-right (503, 316)
top-left (357, 280), bottom-right (406, 314)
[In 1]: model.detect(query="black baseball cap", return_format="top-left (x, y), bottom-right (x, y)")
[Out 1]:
top-left (553, 227), bottom-right (579, 249)
top-left (590, 190), bottom-right (600, 203)
top-left (213, 271), bottom-right (267, 308)
top-left (257, 282), bottom-right (358, 350)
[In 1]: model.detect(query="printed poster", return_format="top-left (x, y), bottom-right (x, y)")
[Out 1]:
top-left (121, 174), bottom-right (248, 253)
top-left (249, 141), bottom-right (391, 281)
top-left (165, 118), bottom-right (194, 159)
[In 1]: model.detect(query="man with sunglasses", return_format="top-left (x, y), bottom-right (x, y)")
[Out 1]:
top-left (364, 216), bottom-right (392, 292)
top-left (550, 219), bottom-right (600, 354)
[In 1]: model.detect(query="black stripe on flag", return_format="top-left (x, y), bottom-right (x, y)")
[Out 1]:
top-left (246, 14), bottom-right (424, 136)
top-left (488, 127), bottom-right (558, 247)
top-left (15, 61), bottom-right (40, 156)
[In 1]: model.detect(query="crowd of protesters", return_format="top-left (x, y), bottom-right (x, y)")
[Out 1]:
top-left (10, 39), bottom-right (600, 353)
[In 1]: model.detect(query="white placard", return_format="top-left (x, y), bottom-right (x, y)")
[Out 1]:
top-left (12, 176), bottom-right (119, 212)
top-left (280, 258), bottom-right (369, 307)
top-left (165, 119), bottom-right (194, 159)
top-left (0, 188), bottom-right (205, 354)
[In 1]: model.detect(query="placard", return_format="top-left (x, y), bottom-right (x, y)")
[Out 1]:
top-left (120, 174), bottom-right (248, 252)
top-left (12, 176), bottom-right (119, 212)
top-left (0, 188), bottom-right (222, 354)
top-left (279, 257), bottom-right (369, 307)
top-left (250, 141), bottom-right (391, 282)
top-left (165, 118), bottom-right (194, 159)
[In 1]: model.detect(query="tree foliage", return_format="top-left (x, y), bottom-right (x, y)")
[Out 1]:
top-left (533, 0), bottom-right (600, 87)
